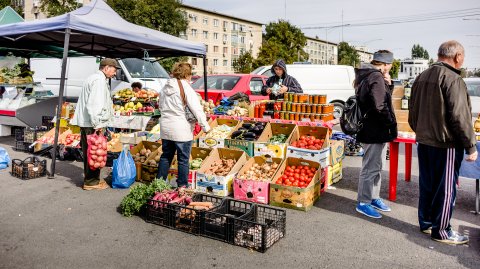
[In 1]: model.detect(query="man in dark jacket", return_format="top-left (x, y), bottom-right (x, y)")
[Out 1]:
top-left (355, 50), bottom-right (397, 219)
top-left (409, 40), bottom-right (477, 245)
top-left (261, 59), bottom-right (302, 100)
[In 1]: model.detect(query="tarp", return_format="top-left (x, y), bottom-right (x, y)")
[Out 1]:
top-left (0, 0), bottom-right (206, 58)
top-left (0, 6), bottom-right (23, 25)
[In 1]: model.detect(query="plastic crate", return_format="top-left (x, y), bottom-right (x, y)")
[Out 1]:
top-left (232, 204), bottom-right (286, 253)
top-left (24, 127), bottom-right (48, 143)
top-left (200, 198), bottom-right (254, 242)
top-left (13, 141), bottom-right (34, 153)
top-left (144, 199), bottom-right (173, 228)
top-left (11, 156), bottom-right (48, 180)
top-left (14, 128), bottom-right (25, 142)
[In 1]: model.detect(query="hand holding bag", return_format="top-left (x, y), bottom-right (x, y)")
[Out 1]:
top-left (177, 79), bottom-right (197, 123)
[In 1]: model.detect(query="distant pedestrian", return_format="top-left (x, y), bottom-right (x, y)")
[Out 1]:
top-left (72, 58), bottom-right (118, 190)
top-left (131, 82), bottom-right (142, 92)
top-left (355, 50), bottom-right (397, 219)
top-left (261, 59), bottom-right (302, 100)
top-left (409, 40), bottom-right (477, 245)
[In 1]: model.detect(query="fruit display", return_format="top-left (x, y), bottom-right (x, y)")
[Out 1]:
top-left (274, 165), bottom-right (317, 188)
top-left (231, 122), bottom-right (266, 141)
top-left (63, 133), bottom-right (81, 147)
top-left (237, 162), bottom-right (279, 182)
top-left (204, 158), bottom-right (236, 176)
top-left (134, 89), bottom-right (158, 99)
top-left (200, 99), bottom-right (215, 114)
top-left (107, 133), bottom-right (121, 152)
top-left (37, 134), bottom-right (54, 144)
top-left (205, 124), bottom-right (234, 139)
top-left (115, 88), bottom-right (136, 99)
top-left (114, 102), bottom-right (155, 115)
top-left (268, 134), bottom-right (288, 143)
top-left (290, 135), bottom-right (325, 150)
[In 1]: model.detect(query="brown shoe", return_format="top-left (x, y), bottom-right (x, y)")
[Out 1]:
top-left (83, 181), bottom-right (109, 190)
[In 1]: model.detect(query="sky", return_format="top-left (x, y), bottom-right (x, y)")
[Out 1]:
top-left (183, 0), bottom-right (480, 69)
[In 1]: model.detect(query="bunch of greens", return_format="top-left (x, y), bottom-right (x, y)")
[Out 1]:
top-left (120, 179), bottom-right (172, 217)
top-left (268, 134), bottom-right (288, 143)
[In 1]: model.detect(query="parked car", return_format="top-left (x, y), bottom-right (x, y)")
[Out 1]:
top-left (465, 77), bottom-right (480, 116)
top-left (192, 74), bottom-right (269, 104)
top-left (251, 64), bottom-right (355, 118)
top-left (190, 75), bottom-right (201, 84)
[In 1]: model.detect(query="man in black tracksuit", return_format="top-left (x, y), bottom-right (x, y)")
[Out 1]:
top-left (261, 59), bottom-right (302, 100)
top-left (409, 40), bottom-right (477, 245)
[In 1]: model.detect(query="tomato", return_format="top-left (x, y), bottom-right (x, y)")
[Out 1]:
top-left (285, 181), bottom-right (292, 186)
top-left (307, 172), bottom-right (313, 177)
top-left (292, 182), bottom-right (299, 187)
top-left (276, 179), bottom-right (282, 184)
top-left (300, 135), bottom-right (307, 140)
top-left (293, 169), bottom-right (299, 174)
top-left (286, 167), bottom-right (293, 173)
top-left (290, 165), bottom-right (296, 170)
top-left (311, 167), bottom-right (317, 172)
top-left (294, 174), bottom-right (300, 180)
top-left (307, 140), bottom-right (314, 146)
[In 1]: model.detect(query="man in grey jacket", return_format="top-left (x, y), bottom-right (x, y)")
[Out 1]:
top-left (409, 41), bottom-right (477, 245)
top-left (72, 58), bottom-right (117, 190)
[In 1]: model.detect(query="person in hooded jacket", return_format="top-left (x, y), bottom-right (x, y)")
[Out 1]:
top-left (157, 62), bottom-right (210, 187)
top-left (261, 59), bottom-right (302, 100)
top-left (354, 50), bottom-right (397, 219)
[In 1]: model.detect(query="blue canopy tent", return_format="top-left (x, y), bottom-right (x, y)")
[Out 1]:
top-left (0, 0), bottom-right (208, 177)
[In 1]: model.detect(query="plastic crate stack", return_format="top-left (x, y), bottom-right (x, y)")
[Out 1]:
top-left (13, 128), bottom-right (32, 153)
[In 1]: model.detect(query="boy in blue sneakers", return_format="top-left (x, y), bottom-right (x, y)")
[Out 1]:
top-left (354, 50), bottom-right (397, 218)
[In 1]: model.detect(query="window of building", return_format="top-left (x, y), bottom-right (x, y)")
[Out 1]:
top-left (223, 34), bottom-right (228, 42)
top-left (205, 45), bottom-right (208, 52)
top-left (192, 58), bottom-right (198, 65)
top-left (214, 46), bottom-right (219, 53)
top-left (203, 31), bottom-right (208, 39)
top-left (223, 47), bottom-right (228, 54)
top-left (240, 36), bottom-right (245, 44)
top-left (223, 60), bottom-right (228, 66)
top-left (231, 34), bottom-right (238, 44)
top-left (213, 33), bottom-right (219, 40)
top-left (203, 17), bottom-right (208, 25)
top-left (223, 21), bottom-right (228, 29)
top-left (213, 59), bottom-right (219, 66)
top-left (191, 29), bottom-right (197, 37)
top-left (190, 14), bottom-right (197, 22)
top-left (214, 19), bottom-right (219, 27)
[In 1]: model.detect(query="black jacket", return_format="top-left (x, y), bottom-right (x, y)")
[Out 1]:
top-left (408, 62), bottom-right (476, 154)
top-left (355, 64), bottom-right (397, 144)
top-left (261, 60), bottom-right (302, 100)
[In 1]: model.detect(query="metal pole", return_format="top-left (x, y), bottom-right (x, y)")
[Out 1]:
top-left (49, 28), bottom-right (71, 178)
top-left (203, 55), bottom-right (208, 101)
top-left (326, 29), bottom-right (328, 65)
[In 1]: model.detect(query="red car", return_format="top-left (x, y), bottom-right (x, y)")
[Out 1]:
top-left (192, 74), bottom-right (269, 104)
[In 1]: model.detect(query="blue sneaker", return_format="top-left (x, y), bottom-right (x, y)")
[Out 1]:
top-left (356, 203), bottom-right (382, 219)
top-left (371, 199), bottom-right (391, 212)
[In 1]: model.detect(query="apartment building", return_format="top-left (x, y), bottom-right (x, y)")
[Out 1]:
top-left (304, 37), bottom-right (338, 65)
top-left (399, 58), bottom-right (429, 79)
top-left (355, 46), bottom-right (374, 64)
top-left (23, 0), bottom-right (91, 21)
top-left (181, 4), bottom-right (263, 75)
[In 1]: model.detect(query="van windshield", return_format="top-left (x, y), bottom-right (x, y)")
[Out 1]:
top-left (122, 58), bottom-right (170, 79)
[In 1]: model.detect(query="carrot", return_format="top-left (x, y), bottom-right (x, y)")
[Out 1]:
top-left (192, 205), bottom-right (211, 210)
top-left (188, 202), bottom-right (213, 207)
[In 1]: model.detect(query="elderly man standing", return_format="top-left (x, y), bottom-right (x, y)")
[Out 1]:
top-left (409, 41), bottom-right (477, 245)
top-left (72, 58), bottom-right (118, 190)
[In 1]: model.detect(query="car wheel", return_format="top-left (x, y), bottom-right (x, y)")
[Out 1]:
top-left (332, 102), bottom-right (345, 119)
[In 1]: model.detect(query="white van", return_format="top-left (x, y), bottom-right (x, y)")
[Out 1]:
top-left (30, 57), bottom-right (170, 98)
top-left (251, 64), bottom-right (355, 117)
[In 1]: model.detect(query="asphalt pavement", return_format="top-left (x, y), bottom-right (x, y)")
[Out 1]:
top-left (0, 136), bottom-right (479, 269)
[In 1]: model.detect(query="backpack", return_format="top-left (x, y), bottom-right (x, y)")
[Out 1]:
top-left (340, 95), bottom-right (365, 135)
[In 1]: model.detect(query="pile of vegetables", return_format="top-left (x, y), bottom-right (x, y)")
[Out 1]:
top-left (200, 99), bottom-right (216, 114)
top-left (290, 135), bottom-right (325, 150)
top-left (37, 135), bottom-right (54, 144)
top-left (145, 154), bottom-right (160, 167)
top-left (204, 158), bottom-right (236, 176)
top-left (120, 179), bottom-right (172, 217)
top-left (189, 158), bottom-right (203, 170)
top-left (205, 124), bottom-right (233, 139)
top-left (226, 106), bottom-right (248, 116)
top-left (63, 133), bottom-right (80, 147)
top-left (107, 133), bottom-right (121, 151)
top-left (133, 148), bottom-right (154, 163)
top-left (268, 134), bottom-right (288, 143)
top-left (231, 122), bottom-right (266, 141)
top-left (87, 133), bottom-right (108, 169)
top-left (275, 165), bottom-right (317, 188)
top-left (237, 162), bottom-right (279, 182)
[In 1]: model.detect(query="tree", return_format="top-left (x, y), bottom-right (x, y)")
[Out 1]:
top-left (39, 0), bottom-right (82, 17)
top-left (233, 50), bottom-right (254, 73)
top-left (389, 59), bottom-right (400, 79)
top-left (411, 44), bottom-right (429, 59)
top-left (254, 20), bottom-right (308, 67)
top-left (337, 42), bottom-right (359, 67)
top-left (428, 58), bottom-right (434, 66)
top-left (0, 0), bottom-right (24, 17)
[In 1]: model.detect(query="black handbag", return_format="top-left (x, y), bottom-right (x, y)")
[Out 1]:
top-left (177, 79), bottom-right (197, 124)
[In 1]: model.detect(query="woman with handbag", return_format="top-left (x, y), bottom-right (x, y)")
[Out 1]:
top-left (157, 62), bottom-right (211, 187)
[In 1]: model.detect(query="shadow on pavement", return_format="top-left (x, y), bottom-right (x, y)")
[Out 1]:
top-left (315, 192), bottom-right (480, 269)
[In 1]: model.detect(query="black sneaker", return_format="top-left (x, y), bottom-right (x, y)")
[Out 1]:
top-left (432, 230), bottom-right (469, 245)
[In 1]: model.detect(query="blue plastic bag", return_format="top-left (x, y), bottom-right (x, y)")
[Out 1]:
top-left (112, 149), bottom-right (136, 189)
top-left (0, 147), bottom-right (11, 170)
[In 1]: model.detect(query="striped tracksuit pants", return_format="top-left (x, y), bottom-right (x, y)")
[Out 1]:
top-left (417, 143), bottom-right (464, 239)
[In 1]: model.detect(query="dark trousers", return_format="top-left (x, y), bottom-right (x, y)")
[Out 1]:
top-left (81, 127), bottom-right (101, 186)
top-left (157, 139), bottom-right (192, 187)
top-left (417, 143), bottom-right (464, 239)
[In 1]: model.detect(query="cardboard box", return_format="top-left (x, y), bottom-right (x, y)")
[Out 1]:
top-left (168, 147), bottom-right (213, 189)
top-left (394, 110), bottom-right (409, 122)
top-left (269, 157), bottom-right (322, 211)
top-left (198, 118), bottom-right (239, 148)
top-left (233, 156), bottom-right (284, 204)
top-left (141, 149), bottom-right (162, 182)
top-left (286, 125), bottom-right (331, 167)
top-left (120, 132), bottom-right (147, 144)
top-left (392, 86), bottom-right (404, 98)
top-left (130, 141), bottom-right (161, 181)
top-left (224, 120), bottom-right (267, 156)
top-left (330, 139), bottom-right (345, 166)
top-left (196, 148), bottom-right (247, 196)
top-left (397, 122), bottom-right (414, 133)
top-left (253, 122), bottom-right (296, 158)
top-left (392, 97), bottom-right (402, 110)
top-left (327, 162), bottom-right (343, 185)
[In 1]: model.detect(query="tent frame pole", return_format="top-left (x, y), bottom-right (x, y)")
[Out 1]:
top-left (203, 55), bottom-right (207, 101)
top-left (49, 28), bottom-right (71, 178)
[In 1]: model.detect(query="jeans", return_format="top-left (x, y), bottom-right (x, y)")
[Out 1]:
top-left (357, 143), bottom-right (385, 203)
top-left (157, 139), bottom-right (192, 187)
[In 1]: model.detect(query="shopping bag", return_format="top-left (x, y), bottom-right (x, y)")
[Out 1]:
top-left (86, 131), bottom-right (108, 170)
top-left (112, 148), bottom-right (136, 189)
top-left (0, 147), bottom-right (11, 170)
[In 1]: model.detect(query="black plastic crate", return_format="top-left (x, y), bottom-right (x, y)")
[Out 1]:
top-left (42, 116), bottom-right (54, 129)
top-left (14, 128), bottom-right (25, 142)
top-left (24, 127), bottom-right (48, 143)
top-left (144, 199), bottom-right (173, 228)
top-left (200, 198), bottom-right (254, 242)
top-left (11, 156), bottom-right (48, 180)
top-left (13, 141), bottom-right (34, 153)
top-left (232, 204), bottom-right (286, 253)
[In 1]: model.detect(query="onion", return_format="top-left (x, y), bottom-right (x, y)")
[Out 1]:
top-left (101, 141), bottom-right (107, 150)
top-left (96, 149), bottom-right (106, 156)
top-left (89, 159), bottom-right (95, 166)
top-left (91, 155), bottom-right (98, 160)
top-left (94, 162), bottom-right (101, 168)
top-left (97, 156), bottom-right (104, 162)
top-left (91, 145), bottom-right (98, 151)
top-left (100, 161), bottom-right (106, 167)
top-left (89, 149), bottom-right (96, 155)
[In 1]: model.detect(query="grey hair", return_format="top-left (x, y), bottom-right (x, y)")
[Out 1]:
top-left (437, 40), bottom-right (464, 58)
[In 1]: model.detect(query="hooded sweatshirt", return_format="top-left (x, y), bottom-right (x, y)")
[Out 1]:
top-left (355, 63), bottom-right (397, 144)
top-left (159, 78), bottom-right (210, 142)
top-left (261, 60), bottom-right (302, 100)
